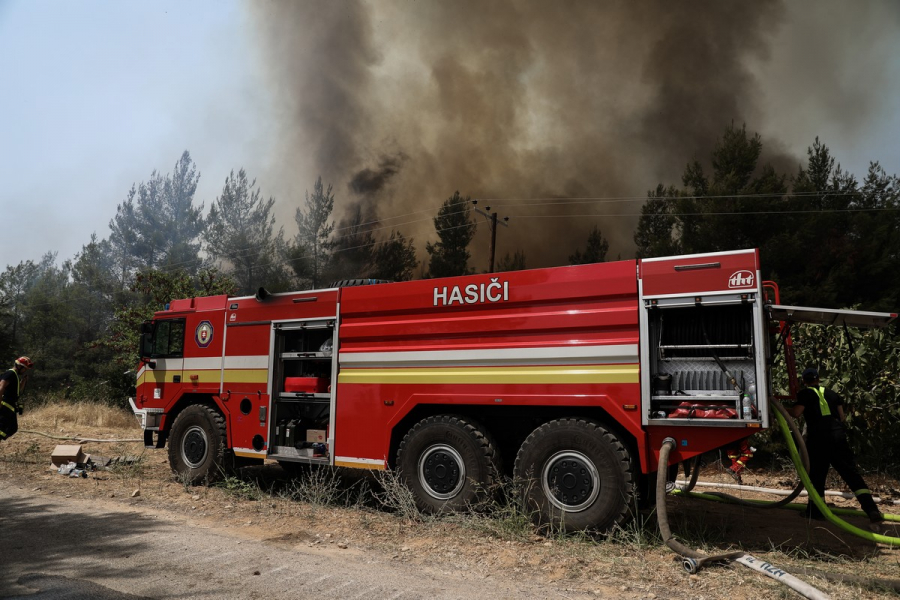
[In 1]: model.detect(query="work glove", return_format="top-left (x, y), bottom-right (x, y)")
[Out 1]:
top-left (16, 403), bottom-right (23, 415)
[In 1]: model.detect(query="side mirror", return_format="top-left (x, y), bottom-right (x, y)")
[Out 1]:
top-left (123, 371), bottom-right (137, 396)
top-left (140, 321), bottom-right (153, 334)
top-left (139, 329), bottom-right (155, 361)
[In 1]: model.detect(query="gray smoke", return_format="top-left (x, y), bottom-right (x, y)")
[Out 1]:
top-left (248, 0), bottom-right (894, 269)
top-left (349, 152), bottom-right (408, 196)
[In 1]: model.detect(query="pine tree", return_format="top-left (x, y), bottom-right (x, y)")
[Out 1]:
top-left (634, 185), bottom-right (682, 259)
top-left (371, 231), bottom-right (418, 281)
top-left (569, 225), bottom-right (609, 265)
top-left (108, 151), bottom-right (205, 281)
top-left (329, 205), bottom-right (376, 282)
top-left (426, 191), bottom-right (476, 278)
top-left (496, 250), bottom-right (527, 272)
top-left (206, 169), bottom-right (288, 295)
top-left (294, 176), bottom-right (336, 288)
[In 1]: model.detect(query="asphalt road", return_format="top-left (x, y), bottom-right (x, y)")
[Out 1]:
top-left (0, 485), bottom-right (579, 600)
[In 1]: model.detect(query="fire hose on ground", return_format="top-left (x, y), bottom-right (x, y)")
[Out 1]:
top-left (656, 398), bottom-right (900, 598)
top-left (672, 403), bottom-right (900, 536)
top-left (19, 429), bottom-right (143, 443)
top-left (675, 479), bottom-right (900, 505)
top-left (656, 437), bottom-right (830, 599)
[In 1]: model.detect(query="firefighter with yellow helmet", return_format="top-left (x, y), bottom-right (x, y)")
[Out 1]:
top-left (0, 356), bottom-right (34, 442)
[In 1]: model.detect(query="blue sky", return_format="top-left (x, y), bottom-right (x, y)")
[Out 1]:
top-left (0, 0), bottom-right (272, 268)
top-left (1, 1), bottom-right (899, 271)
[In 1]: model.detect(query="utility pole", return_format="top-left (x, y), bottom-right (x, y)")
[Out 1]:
top-left (472, 200), bottom-right (509, 273)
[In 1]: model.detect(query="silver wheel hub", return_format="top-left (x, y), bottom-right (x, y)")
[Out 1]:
top-left (542, 450), bottom-right (600, 513)
top-left (418, 444), bottom-right (466, 500)
top-left (182, 424), bottom-right (209, 469)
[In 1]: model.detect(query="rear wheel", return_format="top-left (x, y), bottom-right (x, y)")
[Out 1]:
top-left (514, 418), bottom-right (634, 532)
top-left (397, 415), bottom-right (500, 513)
top-left (168, 404), bottom-right (229, 485)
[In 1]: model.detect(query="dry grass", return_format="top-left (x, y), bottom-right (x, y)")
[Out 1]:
top-left (23, 399), bottom-right (140, 431)
top-left (4, 401), bottom-right (900, 599)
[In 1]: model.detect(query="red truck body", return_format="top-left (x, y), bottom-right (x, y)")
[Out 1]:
top-left (130, 249), bottom-right (894, 530)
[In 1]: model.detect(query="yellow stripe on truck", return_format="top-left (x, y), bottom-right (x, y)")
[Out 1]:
top-left (233, 449), bottom-right (267, 459)
top-left (182, 369), bottom-right (269, 384)
top-left (334, 458), bottom-right (387, 470)
top-left (337, 364), bottom-right (639, 385)
top-left (139, 369), bottom-right (268, 385)
top-left (138, 371), bottom-right (169, 385)
top-left (182, 371), bottom-right (222, 384)
top-left (223, 369), bottom-right (268, 384)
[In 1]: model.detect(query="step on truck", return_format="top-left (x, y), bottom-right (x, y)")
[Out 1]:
top-left (129, 249), bottom-right (896, 532)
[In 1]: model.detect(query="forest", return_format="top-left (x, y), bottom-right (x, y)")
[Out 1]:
top-left (1, 124), bottom-right (898, 464)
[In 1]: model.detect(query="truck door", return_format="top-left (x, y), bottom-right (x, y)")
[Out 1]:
top-left (768, 305), bottom-right (896, 329)
top-left (269, 319), bottom-right (336, 464)
top-left (638, 250), bottom-right (770, 428)
top-left (139, 318), bottom-right (186, 405)
top-left (767, 304), bottom-right (896, 395)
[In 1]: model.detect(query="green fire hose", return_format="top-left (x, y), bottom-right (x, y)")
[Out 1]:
top-left (673, 400), bottom-right (899, 539)
top-left (661, 398), bottom-right (900, 595)
top-left (772, 405), bottom-right (900, 541)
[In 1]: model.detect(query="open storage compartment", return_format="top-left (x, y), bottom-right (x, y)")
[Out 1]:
top-left (269, 319), bottom-right (335, 462)
top-left (643, 294), bottom-right (767, 427)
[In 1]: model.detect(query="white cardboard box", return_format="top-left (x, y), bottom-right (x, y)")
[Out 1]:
top-left (306, 429), bottom-right (326, 443)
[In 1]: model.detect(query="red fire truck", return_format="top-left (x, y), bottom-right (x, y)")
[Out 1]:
top-left (130, 249), bottom-right (895, 531)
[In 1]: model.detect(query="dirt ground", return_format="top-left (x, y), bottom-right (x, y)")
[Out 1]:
top-left (2, 408), bottom-right (899, 600)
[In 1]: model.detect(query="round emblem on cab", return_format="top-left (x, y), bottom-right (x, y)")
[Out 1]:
top-left (195, 320), bottom-right (214, 348)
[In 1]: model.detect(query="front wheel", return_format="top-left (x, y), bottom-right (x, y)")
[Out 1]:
top-left (397, 415), bottom-right (500, 513)
top-left (514, 418), bottom-right (635, 532)
top-left (168, 404), bottom-right (229, 485)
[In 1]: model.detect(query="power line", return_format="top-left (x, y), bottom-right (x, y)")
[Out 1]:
top-left (302, 189), bottom-right (893, 240)
top-left (115, 200), bottom-right (900, 278)
top-left (46, 188), bottom-right (900, 274)
top-left (479, 189), bottom-right (887, 206)
top-left (6, 191), bottom-right (899, 306)
top-left (471, 200), bottom-right (510, 273)
top-left (505, 206), bottom-right (900, 219)
top-left (12, 201), bottom-right (900, 282)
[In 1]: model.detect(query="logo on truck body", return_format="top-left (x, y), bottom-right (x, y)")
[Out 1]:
top-left (728, 270), bottom-right (755, 288)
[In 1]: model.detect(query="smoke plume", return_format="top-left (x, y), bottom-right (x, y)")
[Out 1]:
top-left (247, 1), bottom-right (886, 269)
top-left (349, 152), bottom-right (408, 196)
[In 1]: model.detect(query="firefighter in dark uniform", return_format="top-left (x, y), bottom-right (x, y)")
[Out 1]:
top-left (0, 356), bottom-right (34, 442)
top-left (788, 367), bottom-right (883, 522)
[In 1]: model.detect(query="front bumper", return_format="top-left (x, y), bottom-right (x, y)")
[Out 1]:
top-left (128, 398), bottom-right (166, 448)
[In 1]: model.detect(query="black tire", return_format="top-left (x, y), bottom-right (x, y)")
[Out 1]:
top-left (330, 278), bottom-right (392, 288)
top-left (397, 415), bottom-right (500, 513)
top-left (168, 404), bottom-right (229, 485)
top-left (514, 418), bottom-right (635, 532)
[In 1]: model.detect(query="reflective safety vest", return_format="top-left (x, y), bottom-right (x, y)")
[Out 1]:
top-left (1, 368), bottom-right (20, 412)
top-left (811, 386), bottom-right (830, 417)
